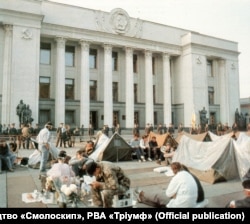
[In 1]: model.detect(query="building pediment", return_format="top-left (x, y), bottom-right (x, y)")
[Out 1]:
top-left (95, 8), bottom-right (143, 38)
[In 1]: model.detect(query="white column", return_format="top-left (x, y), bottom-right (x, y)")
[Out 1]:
top-left (145, 50), bottom-right (154, 125)
top-left (79, 40), bottom-right (90, 129)
top-left (125, 47), bottom-right (134, 129)
top-left (103, 44), bottom-right (113, 128)
top-left (1, 24), bottom-right (12, 125)
top-left (219, 59), bottom-right (228, 123)
top-left (163, 53), bottom-right (172, 125)
top-left (55, 37), bottom-right (66, 126)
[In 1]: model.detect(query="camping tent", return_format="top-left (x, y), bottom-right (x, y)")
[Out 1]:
top-left (88, 133), bottom-right (110, 161)
top-left (172, 130), bottom-right (250, 184)
top-left (209, 131), bottom-right (240, 141)
top-left (148, 132), bottom-right (178, 148)
top-left (233, 132), bottom-right (250, 180)
top-left (175, 131), bottom-right (211, 144)
top-left (88, 132), bottom-right (133, 162)
top-left (172, 134), bottom-right (239, 184)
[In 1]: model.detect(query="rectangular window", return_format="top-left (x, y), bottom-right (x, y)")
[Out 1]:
top-left (39, 110), bottom-right (51, 125)
top-left (152, 57), bottom-right (155, 75)
top-left (90, 80), bottom-right (97, 101)
top-left (40, 42), bottom-right (51, 65)
top-left (89, 49), bottom-right (97, 69)
top-left (154, 111), bottom-right (157, 127)
top-left (113, 111), bottom-right (119, 126)
top-left (207, 60), bottom-right (213, 77)
top-left (134, 84), bottom-right (138, 103)
top-left (112, 52), bottom-right (118, 71)
top-left (65, 110), bottom-right (75, 125)
top-left (153, 85), bottom-right (156, 103)
top-left (65, 46), bottom-right (75, 67)
top-left (133, 54), bottom-right (138, 73)
top-left (113, 82), bottom-right (118, 102)
top-left (39, 77), bottom-right (50, 99)
top-left (208, 86), bottom-right (214, 105)
top-left (134, 112), bottom-right (139, 125)
top-left (65, 78), bottom-right (74, 100)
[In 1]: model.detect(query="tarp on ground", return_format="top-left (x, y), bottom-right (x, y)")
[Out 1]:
top-left (28, 141), bottom-right (60, 169)
top-left (88, 133), bottom-right (133, 162)
top-left (172, 134), bottom-right (239, 184)
top-left (148, 132), bottom-right (178, 148)
top-left (175, 131), bottom-right (211, 144)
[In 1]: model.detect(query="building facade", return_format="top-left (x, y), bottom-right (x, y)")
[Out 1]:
top-left (0, 0), bottom-right (241, 131)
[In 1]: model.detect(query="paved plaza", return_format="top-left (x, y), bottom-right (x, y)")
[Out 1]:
top-left (0, 140), bottom-right (245, 208)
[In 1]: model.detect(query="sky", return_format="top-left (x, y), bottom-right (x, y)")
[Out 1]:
top-left (50, 0), bottom-right (250, 98)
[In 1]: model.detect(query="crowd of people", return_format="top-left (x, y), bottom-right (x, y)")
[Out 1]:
top-left (1, 120), bottom-right (250, 208)
top-left (129, 133), bottom-right (176, 164)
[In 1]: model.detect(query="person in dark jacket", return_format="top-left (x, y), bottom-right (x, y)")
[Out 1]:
top-left (227, 168), bottom-right (250, 208)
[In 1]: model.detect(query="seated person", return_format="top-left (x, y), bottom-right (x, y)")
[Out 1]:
top-left (8, 142), bottom-right (17, 168)
top-left (130, 134), bottom-right (146, 162)
top-left (83, 141), bottom-right (95, 156)
top-left (0, 139), bottom-right (15, 173)
top-left (45, 151), bottom-right (75, 189)
top-left (159, 142), bottom-right (175, 165)
top-left (140, 135), bottom-right (151, 161)
top-left (134, 162), bottom-right (205, 208)
top-left (84, 160), bottom-right (131, 208)
top-left (226, 168), bottom-right (250, 208)
top-left (148, 136), bottom-right (160, 161)
top-left (68, 149), bottom-right (89, 177)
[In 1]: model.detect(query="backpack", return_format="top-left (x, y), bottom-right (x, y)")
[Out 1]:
top-left (20, 157), bottom-right (29, 165)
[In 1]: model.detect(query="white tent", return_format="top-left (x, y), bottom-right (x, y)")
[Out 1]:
top-left (233, 132), bottom-right (250, 180)
top-left (88, 133), bottom-right (110, 161)
top-left (173, 131), bottom-right (250, 183)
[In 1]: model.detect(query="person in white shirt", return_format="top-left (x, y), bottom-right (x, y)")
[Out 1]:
top-left (134, 162), bottom-right (204, 208)
top-left (166, 162), bottom-right (198, 207)
top-left (47, 150), bottom-right (75, 184)
top-left (36, 122), bottom-right (53, 174)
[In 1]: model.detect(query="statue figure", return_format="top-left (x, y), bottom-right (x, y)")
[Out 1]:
top-left (24, 104), bottom-right (33, 124)
top-left (235, 108), bottom-right (240, 124)
top-left (16, 100), bottom-right (33, 125)
top-left (16, 100), bottom-right (25, 124)
top-left (199, 107), bottom-right (208, 126)
top-left (235, 108), bottom-right (246, 131)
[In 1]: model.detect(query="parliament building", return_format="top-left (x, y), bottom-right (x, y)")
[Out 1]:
top-left (0, 0), bottom-right (241, 131)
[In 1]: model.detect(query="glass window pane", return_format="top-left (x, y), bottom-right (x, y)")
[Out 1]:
top-left (133, 54), bottom-right (138, 73)
top-left (89, 49), bottom-right (97, 69)
top-left (207, 60), bottom-right (213, 77)
top-left (65, 110), bottom-right (75, 124)
top-left (40, 43), bottom-right (51, 65)
top-left (39, 110), bottom-right (51, 124)
top-left (113, 82), bottom-right (118, 102)
top-left (65, 79), bottom-right (74, 99)
top-left (39, 77), bottom-right (50, 99)
top-left (134, 84), bottom-right (138, 103)
top-left (65, 46), bottom-right (75, 67)
top-left (112, 52), bottom-right (118, 71)
top-left (40, 77), bottom-right (50, 83)
top-left (40, 83), bottom-right (50, 99)
top-left (90, 80), bottom-right (97, 101)
top-left (152, 57), bottom-right (155, 75)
